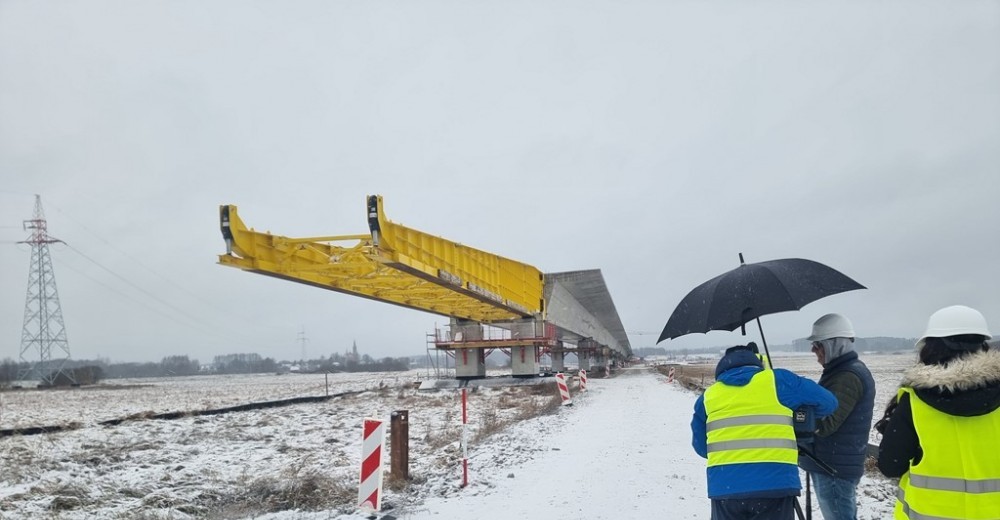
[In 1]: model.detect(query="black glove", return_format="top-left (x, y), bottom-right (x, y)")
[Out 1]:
top-left (874, 397), bottom-right (898, 435)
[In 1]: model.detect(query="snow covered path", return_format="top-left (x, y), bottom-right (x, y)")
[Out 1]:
top-left (399, 367), bottom-right (712, 519)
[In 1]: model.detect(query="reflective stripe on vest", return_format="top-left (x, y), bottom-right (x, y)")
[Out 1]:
top-left (893, 387), bottom-right (1000, 520)
top-left (896, 486), bottom-right (962, 520)
top-left (707, 438), bottom-right (798, 452)
top-left (703, 368), bottom-right (797, 467)
top-left (706, 414), bottom-right (791, 432)
top-left (910, 475), bottom-right (1000, 494)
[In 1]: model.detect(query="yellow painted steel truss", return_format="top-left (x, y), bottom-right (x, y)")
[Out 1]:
top-left (218, 196), bottom-right (544, 322)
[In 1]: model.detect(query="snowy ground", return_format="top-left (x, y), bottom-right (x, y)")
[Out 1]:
top-left (0, 359), bottom-right (904, 519)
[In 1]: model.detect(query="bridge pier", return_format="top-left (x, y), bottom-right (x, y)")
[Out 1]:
top-left (455, 348), bottom-right (486, 378)
top-left (511, 346), bottom-right (538, 377)
top-left (550, 343), bottom-right (566, 372)
top-left (452, 320), bottom-right (486, 379)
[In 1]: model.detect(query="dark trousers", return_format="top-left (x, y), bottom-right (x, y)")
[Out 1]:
top-left (710, 496), bottom-right (796, 520)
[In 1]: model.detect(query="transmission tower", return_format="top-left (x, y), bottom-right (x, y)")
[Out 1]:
top-left (17, 195), bottom-right (75, 386)
top-left (297, 326), bottom-right (309, 368)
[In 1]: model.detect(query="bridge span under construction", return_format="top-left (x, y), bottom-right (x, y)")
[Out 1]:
top-left (218, 195), bottom-right (631, 378)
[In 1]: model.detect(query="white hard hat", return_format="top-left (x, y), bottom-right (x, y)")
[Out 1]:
top-left (915, 305), bottom-right (992, 350)
top-left (807, 313), bottom-right (855, 341)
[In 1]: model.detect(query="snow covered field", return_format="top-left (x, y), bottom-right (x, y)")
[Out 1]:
top-left (0, 356), bottom-right (909, 519)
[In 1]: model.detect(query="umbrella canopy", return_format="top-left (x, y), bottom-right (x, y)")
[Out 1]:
top-left (658, 257), bottom-right (866, 343)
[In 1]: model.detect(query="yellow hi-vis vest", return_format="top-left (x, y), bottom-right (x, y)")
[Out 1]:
top-left (894, 387), bottom-right (1000, 520)
top-left (704, 368), bottom-right (797, 467)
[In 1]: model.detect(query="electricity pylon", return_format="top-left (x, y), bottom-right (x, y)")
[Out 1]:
top-left (17, 195), bottom-right (75, 386)
top-left (297, 326), bottom-right (309, 369)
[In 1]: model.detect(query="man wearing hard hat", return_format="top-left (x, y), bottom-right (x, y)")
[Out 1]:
top-left (801, 314), bottom-right (876, 520)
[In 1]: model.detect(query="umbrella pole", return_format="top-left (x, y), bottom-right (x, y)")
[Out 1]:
top-left (792, 498), bottom-right (806, 520)
top-left (805, 472), bottom-right (812, 520)
top-left (754, 317), bottom-right (774, 369)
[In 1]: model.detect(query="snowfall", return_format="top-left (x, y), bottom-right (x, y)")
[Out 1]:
top-left (0, 355), bottom-right (909, 519)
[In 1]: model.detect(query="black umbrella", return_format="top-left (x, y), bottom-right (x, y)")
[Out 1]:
top-left (657, 254), bottom-right (866, 346)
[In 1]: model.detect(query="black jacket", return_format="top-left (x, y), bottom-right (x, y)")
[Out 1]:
top-left (876, 348), bottom-right (1000, 477)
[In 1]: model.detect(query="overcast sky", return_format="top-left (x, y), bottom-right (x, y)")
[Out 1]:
top-left (2, 1), bottom-right (998, 364)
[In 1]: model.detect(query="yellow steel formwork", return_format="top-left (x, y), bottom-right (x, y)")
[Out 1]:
top-left (218, 195), bottom-right (544, 323)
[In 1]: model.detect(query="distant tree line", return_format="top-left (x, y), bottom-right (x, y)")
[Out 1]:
top-left (0, 359), bottom-right (105, 388)
top-left (631, 336), bottom-right (920, 360)
top-left (633, 347), bottom-right (669, 358)
top-left (0, 348), bottom-right (412, 387)
top-left (312, 352), bottom-right (409, 373)
top-left (791, 336), bottom-right (918, 352)
top-left (213, 353), bottom-right (278, 374)
top-left (0, 358), bottom-right (16, 388)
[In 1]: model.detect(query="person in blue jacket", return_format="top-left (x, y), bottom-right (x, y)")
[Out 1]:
top-left (691, 344), bottom-right (838, 519)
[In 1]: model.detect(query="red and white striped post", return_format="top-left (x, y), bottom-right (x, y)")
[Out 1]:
top-left (555, 372), bottom-right (572, 405)
top-left (579, 369), bottom-right (588, 391)
top-left (358, 417), bottom-right (386, 512)
top-left (461, 387), bottom-right (469, 487)
top-left (668, 366), bottom-right (676, 383)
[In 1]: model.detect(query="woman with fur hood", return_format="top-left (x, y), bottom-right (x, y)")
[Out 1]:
top-left (876, 305), bottom-right (1000, 520)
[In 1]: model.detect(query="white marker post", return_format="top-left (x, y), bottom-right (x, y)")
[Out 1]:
top-left (358, 418), bottom-right (386, 512)
top-left (555, 372), bottom-right (572, 405)
top-left (461, 387), bottom-right (469, 487)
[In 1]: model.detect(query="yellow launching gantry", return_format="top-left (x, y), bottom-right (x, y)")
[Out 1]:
top-left (220, 195), bottom-right (543, 323)
top-left (219, 195), bottom-right (631, 378)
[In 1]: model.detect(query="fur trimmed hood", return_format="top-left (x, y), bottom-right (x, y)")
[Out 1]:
top-left (900, 348), bottom-right (1000, 417)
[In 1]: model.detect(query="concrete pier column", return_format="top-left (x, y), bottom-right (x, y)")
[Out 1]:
top-left (511, 345), bottom-right (538, 377)
top-left (551, 347), bottom-right (565, 373)
top-left (593, 352), bottom-right (607, 376)
top-left (455, 348), bottom-right (486, 379)
top-left (451, 319), bottom-right (485, 379)
top-left (578, 352), bottom-right (591, 371)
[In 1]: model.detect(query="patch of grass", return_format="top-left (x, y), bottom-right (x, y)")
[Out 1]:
top-left (497, 393), bottom-right (520, 409)
top-left (117, 486), bottom-right (150, 499)
top-left (472, 403), bottom-right (505, 443)
top-left (424, 424), bottom-right (460, 450)
top-left (36, 481), bottom-right (92, 512)
top-left (384, 470), bottom-right (427, 492)
top-left (108, 512), bottom-right (187, 520)
top-left (864, 455), bottom-right (881, 474)
top-left (514, 394), bottom-right (562, 420)
top-left (0, 444), bottom-right (38, 483)
top-left (204, 470), bottom-right (354, 518)
top-left (526, 381), bottom-right (560, 397)
top-left (657, 364), bottom-right (714, 391)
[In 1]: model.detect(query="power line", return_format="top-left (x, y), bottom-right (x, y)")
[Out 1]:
top-left (47, 204), bottom-right (234, 314)
top-left (63, 244), bottom-right (222, 330)
top-left (52, 256), bottom-right (215, 338)
top-left (47, 202), bottom-right (289, 334)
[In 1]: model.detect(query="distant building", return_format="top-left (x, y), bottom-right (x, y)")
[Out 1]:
top-left (345, 341), bottom-right (360, 364)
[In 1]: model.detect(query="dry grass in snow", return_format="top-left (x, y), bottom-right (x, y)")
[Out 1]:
top-left (0, 370), bottom-right (567, 519)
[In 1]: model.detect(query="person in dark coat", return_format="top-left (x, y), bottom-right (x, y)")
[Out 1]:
top-left (692, 344), bottom-right (837, 520)
top-left (800, 313), bottom-right (876, 520)
top-left (876, 305), bottom-right (1000, 520)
